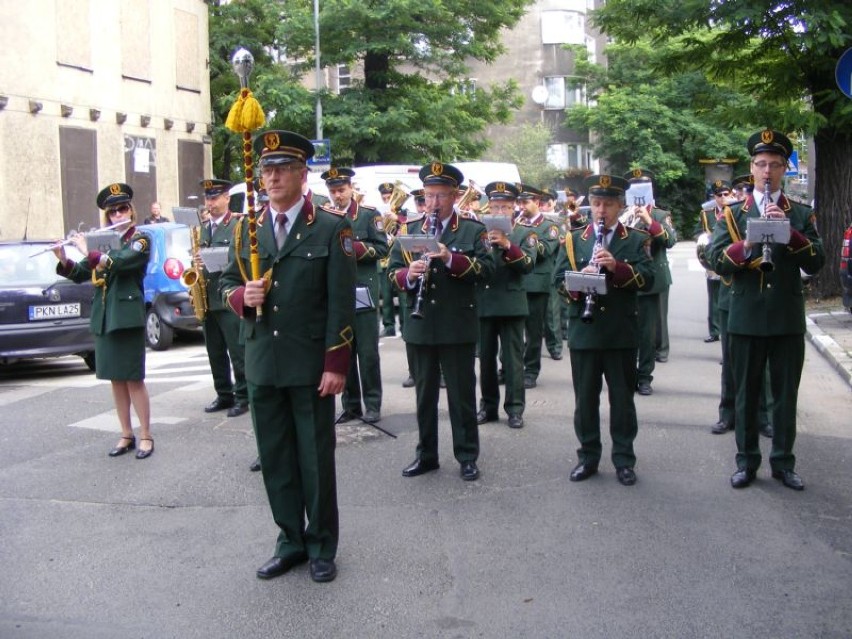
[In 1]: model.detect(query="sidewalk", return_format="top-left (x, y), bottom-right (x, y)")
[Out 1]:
top-left (806, 306), bottom-right (852, 388)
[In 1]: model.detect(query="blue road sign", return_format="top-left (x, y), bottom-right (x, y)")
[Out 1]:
top-left (836, 47), bottom-right (852, 99)
top-left (308, 139), bottom-right (331, 167)
top-left (786, 150), bottom-right (799, 177)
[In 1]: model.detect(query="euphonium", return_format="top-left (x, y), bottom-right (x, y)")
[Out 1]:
top-left (457, 180), bottom-right (484, 212)
top-left (387, 181), bottom-right (410, 214)
top-left (181, 225), bottom-right (208, 320)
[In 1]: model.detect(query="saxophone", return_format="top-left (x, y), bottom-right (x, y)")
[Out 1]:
top-left (181, 225), bottom-right (208, 321)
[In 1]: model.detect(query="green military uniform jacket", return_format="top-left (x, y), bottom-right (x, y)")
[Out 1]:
top-left (520, 213), bottom-right (561, 294)
top-left (321, 200), bottom-right (388, 310)
top-left (637, 207), bottom-right (676, 296)
top-left (200, 212), bottom-right (240, 312)
top-left (388, 211), bottom-right (495, 344)
top-left (58, 227), bottom-right (150, 335)
top-left (477, 222), bottom-right (537, 317)
top-left (554, 222), bottom-right (654, 349)
top-left (219, 198), bottom-right (356, 385)
top-left (707, 193), bottom-right (824, 336)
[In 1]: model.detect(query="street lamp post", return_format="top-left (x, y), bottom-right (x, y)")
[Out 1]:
top-left (314, 0), bottom-right (323, 140)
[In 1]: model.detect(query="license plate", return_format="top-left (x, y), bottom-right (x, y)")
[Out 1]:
top-left (28, 303), bottom-right (81, 320)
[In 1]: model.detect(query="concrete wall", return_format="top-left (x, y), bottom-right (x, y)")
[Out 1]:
top-left (0, 0), bottom-right (211, 240)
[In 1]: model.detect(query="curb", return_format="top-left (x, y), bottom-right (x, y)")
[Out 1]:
top-left (805, 315), bottom-right (852, 390)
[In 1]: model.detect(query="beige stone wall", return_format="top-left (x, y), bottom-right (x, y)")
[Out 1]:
top-left (0, 0), bottom-right (211, 239)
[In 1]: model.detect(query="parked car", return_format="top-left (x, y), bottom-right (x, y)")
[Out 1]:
top-left (0, 241), bottom-right (96, 370)
top-left (841, 221), bottom-right (852, 312)
top-left (136, 222), bottom-right (201, 350)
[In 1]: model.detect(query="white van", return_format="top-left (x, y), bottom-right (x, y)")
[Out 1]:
top-left (229, 161), bottom-right (522, 213)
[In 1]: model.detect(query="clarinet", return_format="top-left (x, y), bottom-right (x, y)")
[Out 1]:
top-left (410, 209), bottom-right (440, 319)
top-left (580, 218), bottom-right (607, 324)
top-left (759, 179), bottom-right (775, 273)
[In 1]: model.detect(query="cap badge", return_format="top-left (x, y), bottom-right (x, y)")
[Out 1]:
top-left (328, 168), bottom-right (338, 178)
top-left (109, 184), bottom-right (122, 196)
top-left (761, 130), bottom-right (774, 144)
top-left (632, 169), bottom-right (642, 178)
top-left (431, 162), bottom-right (444, 176)
top-left (600, 175), bottom-right (612, 188)
top-left (496, 182), bottom-right (506, 192)
top-left (204, 180), bottom-right (213, 189)
top-left (714, 180), bottom-right (722, 187)
top-left (264, 132), bottom-right (280, 151)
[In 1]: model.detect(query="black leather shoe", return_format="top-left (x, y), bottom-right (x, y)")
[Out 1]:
top-left (249, 457), bottom-right (261, 472)
top-left (402, 375), bottom-right (415, 388)
top-left (704, 335), bottom-right (720, 343)
top-left (402, 459), bottom-right (439, 477)
top-left (204, 397), bottom-right (234, 413)
top-left (569, 462), bottom-right (598, 482)
top-left (108, 436), bottom-right (135, 457)
top-left (227, 402), bottom-right (249, 418)
top-left (637, 382), bottom-right (653, 396)
top-left (772, 469), bottom-right (804, 491)
top-left (507, 414), bottom-right (524, 429)
top-left (655, 354), bottom-right (668, 363)
top-left (730, 468), bottom-right (757, 488)
top-left (439, 375), bottom-right (447, 389)
top-left (380, 326), bottom-right (396, 337)
top-left (336, 409), bottom-right (362, 423)
top-left (135, 438), bottom-right (154, 460)
top-left (523, 377), bottom-right (537, 389)
top-left (363, 410), bottom-right (381, 424)
top-left (759, 423), bottom-right (774, 438)
top-left (309, 558), bottom-right (337, 583)
top-left (476, 409), bottom-right (498, 425)
top-left (711, 420), bottom-right (733, 434)
top-left (256, 552), bottom-right (308, 580)
top-left (460, 461), bottom-right (479, 481)
top-left (616, 466), bottom-right (637, 486)
top-left (549, 351), bottom-right (563, 360)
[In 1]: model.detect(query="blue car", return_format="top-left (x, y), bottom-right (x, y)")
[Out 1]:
top-left (842, 222), bottom-right (852, 312)
top-left (136, 223), bottom-right (201, 350)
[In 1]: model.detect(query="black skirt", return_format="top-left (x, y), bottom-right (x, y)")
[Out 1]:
top-left (95, 328), bottom-right (146, 381)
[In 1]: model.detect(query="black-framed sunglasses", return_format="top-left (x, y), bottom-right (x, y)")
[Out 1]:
top-left (106, 204), bottom-right (131, 215)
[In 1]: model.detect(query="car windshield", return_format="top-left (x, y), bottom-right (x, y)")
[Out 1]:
top-left (163, 227), bottom-right (192, 267)
top-left (0, 244), bottom-right (86, 286)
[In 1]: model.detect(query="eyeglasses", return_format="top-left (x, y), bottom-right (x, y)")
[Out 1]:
top-left (106, 204), bottom-right (131, 216)
top-left (752, 161), bottom-right (785, 170)
top-left (260, 164), bottom-right (303, 176)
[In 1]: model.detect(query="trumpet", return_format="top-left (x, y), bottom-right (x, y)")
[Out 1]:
top-left (30, 219), bottom-right (132, 257)
top-left (759, 179), bottom-right (774, 273)
top-left (410, 209), bottom-right (440, 320)
top-left (619, 203), bottom-right (649, 230)
top-left (387, 181), bottom-right (410, 214)
top-left (457, 180), bottom-right (485, 212)
top-left (581, 218), bottom-right (607, 324)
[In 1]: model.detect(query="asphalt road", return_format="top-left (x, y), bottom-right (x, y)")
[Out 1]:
top-left (1, 242), bottom-right (850, 639)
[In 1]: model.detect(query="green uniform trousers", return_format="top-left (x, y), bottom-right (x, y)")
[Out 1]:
top-left (719, 308), bottom-right (772, 428)
top-left (706, 279), bottom-right (720, 339)
top-left (411, 342), bottom-right (479, 465)
top-left (637, 294), bottom-right (660, 385)
top-left (342, 309), bottom-right (382, 414)
top-left (729, 333), bottom-right (802, 473)
top-left (570, 348), bottom-right (639, 468)
top-left (379, 266), bottom-right (402, 331)
top-left (656, 287), bottom-right (671, 359)
top-left (545, 287), bottom-right (564, 356)
top-left (249, 382), bottom-right (338, 561)
top-left (203, 309), bottom-right (247, 403)
top-left (479, 316), bottom-right (525, 416)
top-left (523, 292), bottom-right (550, 381)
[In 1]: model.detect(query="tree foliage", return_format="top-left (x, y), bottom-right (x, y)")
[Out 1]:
top-left (208, 0), bottom-right (532, 173)
top-left (587, 0), bottom-right (852, 297)
top-left (487, 122), bottom-right (563, 187)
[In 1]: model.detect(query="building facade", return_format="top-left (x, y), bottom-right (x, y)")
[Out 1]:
top-left (0, 0), bottom-right (211, 240)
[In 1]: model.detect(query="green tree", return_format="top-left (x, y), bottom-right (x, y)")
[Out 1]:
top-left (565, 41), bottom-right (754, 236)
top-left (486, 122), bottom-right (563, 188)
top-left (208, 0), bottom-right (532, 172)
top-left (589, 0), bottom-right (852, 297)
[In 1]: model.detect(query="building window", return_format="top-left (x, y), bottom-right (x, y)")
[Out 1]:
top-left (544, 77), bottom-right (566, 110)
top-left (541, 10), bottom-right (586, 45)
top-left (547, 143), bottom-right (592, 170)
top-left (565, 77), bottom-right (587, 107)
top-left (337, 65), bottom-right (351, 93)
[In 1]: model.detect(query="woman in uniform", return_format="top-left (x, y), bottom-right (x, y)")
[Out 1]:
top-left (54, 183), bottom-right (154, 459)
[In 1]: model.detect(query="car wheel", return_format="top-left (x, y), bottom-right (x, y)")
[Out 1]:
top-left (146, 308), bottom-right (174, 351)
top-left (82, 351), bottom-right (96, 372)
